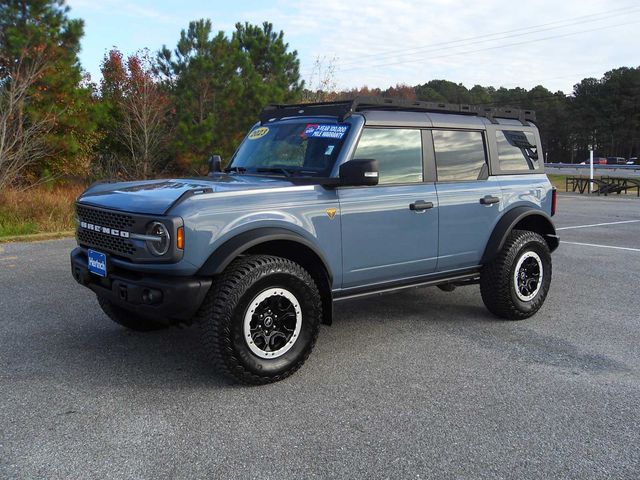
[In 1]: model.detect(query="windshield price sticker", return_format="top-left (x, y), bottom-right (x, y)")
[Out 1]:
top-left (303, 124), bottom-right (349, 139)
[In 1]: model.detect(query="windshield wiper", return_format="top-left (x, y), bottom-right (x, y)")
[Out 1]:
top-left (224, 166), bottom-right (246, 174)
top-left (256, 167), bottom-right (293, 177)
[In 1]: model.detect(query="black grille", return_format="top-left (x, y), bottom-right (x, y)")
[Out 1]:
top-left (75, 203), bottom-right (182, 263)
top-left (76, 205), bottom-right (134, 231)
top-left (76, 205), bottom-right (138, 257)
top-left (77, 228), bottom-right (136, 256)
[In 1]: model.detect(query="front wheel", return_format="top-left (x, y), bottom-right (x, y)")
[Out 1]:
top-left (480, 229), bottom-right (552, 320)
top-left (197, 255), bottom-right (322, 385)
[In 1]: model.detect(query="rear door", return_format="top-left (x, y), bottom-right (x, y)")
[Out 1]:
top-left (430, 128), bottom-right (503, 271)
top-left (338, 127), bottom-right (438, 289)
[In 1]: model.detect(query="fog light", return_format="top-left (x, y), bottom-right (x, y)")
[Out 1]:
top-left (142, 288), bottom-right (162, 305)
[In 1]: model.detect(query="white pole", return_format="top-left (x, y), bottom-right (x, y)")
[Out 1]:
top-left (589, 149), bottom-right (594, 193)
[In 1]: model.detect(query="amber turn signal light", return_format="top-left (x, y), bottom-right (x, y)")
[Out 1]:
top-left (177, 226), bottom-right (184, 250)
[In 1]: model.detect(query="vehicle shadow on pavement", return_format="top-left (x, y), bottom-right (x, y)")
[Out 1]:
top-left (333, 287), bottom-right (494, 326)
top-left (47, 315), bottom-right (236, 389)
top-left (40, 288), bottom-right (493, 389)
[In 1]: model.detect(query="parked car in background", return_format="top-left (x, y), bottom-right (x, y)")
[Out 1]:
top-left (607, 156), bottom-right (627, 165)
top-left (626, 157), bottom-right (638, 165)
top-left (579, 157), bottom-right (607, 165)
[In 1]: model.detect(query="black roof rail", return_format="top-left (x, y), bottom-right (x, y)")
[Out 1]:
top-left (259, 96), bottom-right (536, 125)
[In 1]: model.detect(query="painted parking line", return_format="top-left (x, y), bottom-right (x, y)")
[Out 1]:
top-left (561, 241), bottom-right (640, 252)
top-left (556, 219), bottom-right (640, 231)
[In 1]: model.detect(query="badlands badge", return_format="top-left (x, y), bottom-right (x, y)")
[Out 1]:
top-left (326, 208), bottom-right (337, 219)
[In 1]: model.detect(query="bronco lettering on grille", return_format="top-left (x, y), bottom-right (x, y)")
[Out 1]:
top-left (80, 221), bottom-right (130, 238)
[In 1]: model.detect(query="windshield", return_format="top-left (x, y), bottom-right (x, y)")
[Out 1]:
top-left (228, 121), bottom-right (350, 177)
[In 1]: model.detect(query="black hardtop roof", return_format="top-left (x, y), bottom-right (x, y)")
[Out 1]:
top-left (260, 96), bottom-right (535, 126)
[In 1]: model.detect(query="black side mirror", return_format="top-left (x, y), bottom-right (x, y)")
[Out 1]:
top-left (339, 159), bottom-right (379, 186)
top-left (208, 155), bottom-right (222, 175)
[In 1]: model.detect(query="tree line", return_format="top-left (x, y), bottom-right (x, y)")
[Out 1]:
top-left (1, 0), bottom-right (639, 190)
top-left (324, 69), bottom-right (640, 164)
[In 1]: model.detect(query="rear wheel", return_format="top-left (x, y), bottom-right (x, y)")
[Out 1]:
top-left (197, 255), bottom-right (321, 385)
top-left (97, 296), bottom-right (168, 331)
top-left (480, 229), bottom-right (552, 320)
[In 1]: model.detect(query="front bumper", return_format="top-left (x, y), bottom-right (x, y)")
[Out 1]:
top-left (70, 247), bottom-right (211, 322)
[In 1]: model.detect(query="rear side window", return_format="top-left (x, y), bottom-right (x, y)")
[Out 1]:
top-left (354, 128), bottom-right (423, 184)
top-left (432, 130), bottom-right (487, 182)
top-left (496, 130), bottom-right (539, 171)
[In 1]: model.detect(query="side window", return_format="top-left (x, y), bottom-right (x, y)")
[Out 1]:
top-left (432, 130), bottom-right (487, 182)
top-left (354, 128), bottom-right (423, 184)
top-left (496, 130), bottom-right (539, 171)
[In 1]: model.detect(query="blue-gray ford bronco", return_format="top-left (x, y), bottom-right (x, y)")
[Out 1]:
top-left (71, 97), bottom-right (559, 384)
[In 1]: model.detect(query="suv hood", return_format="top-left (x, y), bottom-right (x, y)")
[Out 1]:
top-left (77, 175), bottom-right (298, 215)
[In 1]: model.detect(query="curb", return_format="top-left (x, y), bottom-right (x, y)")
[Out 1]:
top-left (0, 231), bottom-right (75, 243)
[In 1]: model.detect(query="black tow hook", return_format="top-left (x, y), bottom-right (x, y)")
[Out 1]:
top-left (73, 267), bottom-right (88, 285)
top-left (119, 285), bottom-right (128, 301)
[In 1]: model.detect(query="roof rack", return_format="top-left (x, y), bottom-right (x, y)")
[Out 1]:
top-left (259, 96), bottom-right (535, 125)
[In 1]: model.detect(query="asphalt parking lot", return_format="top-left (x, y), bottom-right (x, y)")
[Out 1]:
top-left (1, 193), bottom-right (639, 479)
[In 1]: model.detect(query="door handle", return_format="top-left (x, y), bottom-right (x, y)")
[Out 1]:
top-left (480, 195), bottom-right (500, 205)
top-left (409, 200), bottom-right (434, 211)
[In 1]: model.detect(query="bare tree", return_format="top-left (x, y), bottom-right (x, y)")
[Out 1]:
top-left (302, 56), bottom-right (339, 103)
top-left (118, 53), bottom-right (171, 178)
top-left (0, 48), bottom-right (55, 190)
top-left (99, 49), bottom-right (171, 180)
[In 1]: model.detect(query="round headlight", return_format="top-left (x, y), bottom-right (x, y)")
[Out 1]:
top-left (146, 222), bottom-right (170, 256)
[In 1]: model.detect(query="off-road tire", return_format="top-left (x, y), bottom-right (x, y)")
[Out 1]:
top-left (197, 255), bottom-right (322, 385)
top-left (97, 296), bottom-right (168, 331)
top-left (480, 229), bottom-right (552, 320)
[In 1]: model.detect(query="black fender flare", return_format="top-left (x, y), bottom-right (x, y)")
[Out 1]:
top-left (197, 227), bottom-right (333, 282)
top-left (481, 207), bottom-right (558, 264)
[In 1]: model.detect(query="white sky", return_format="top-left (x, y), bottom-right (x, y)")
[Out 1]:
top-left (69, 0), bottom-right (640, 93)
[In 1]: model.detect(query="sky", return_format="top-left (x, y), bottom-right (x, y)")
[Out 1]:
top-left (67, 0), bottom-right (640, 93)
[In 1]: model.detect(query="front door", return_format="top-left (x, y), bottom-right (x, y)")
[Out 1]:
top-left (338, 127), bottom-right (439, 289)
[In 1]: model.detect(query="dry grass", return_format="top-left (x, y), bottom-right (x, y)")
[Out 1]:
top-left (0, 184), bottom-right (85, 238)
top-left (546, 174), bottom-right (566, 191)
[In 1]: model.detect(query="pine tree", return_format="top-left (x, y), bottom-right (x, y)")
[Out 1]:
top-left (157, 20), bottom-right (303, 170)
